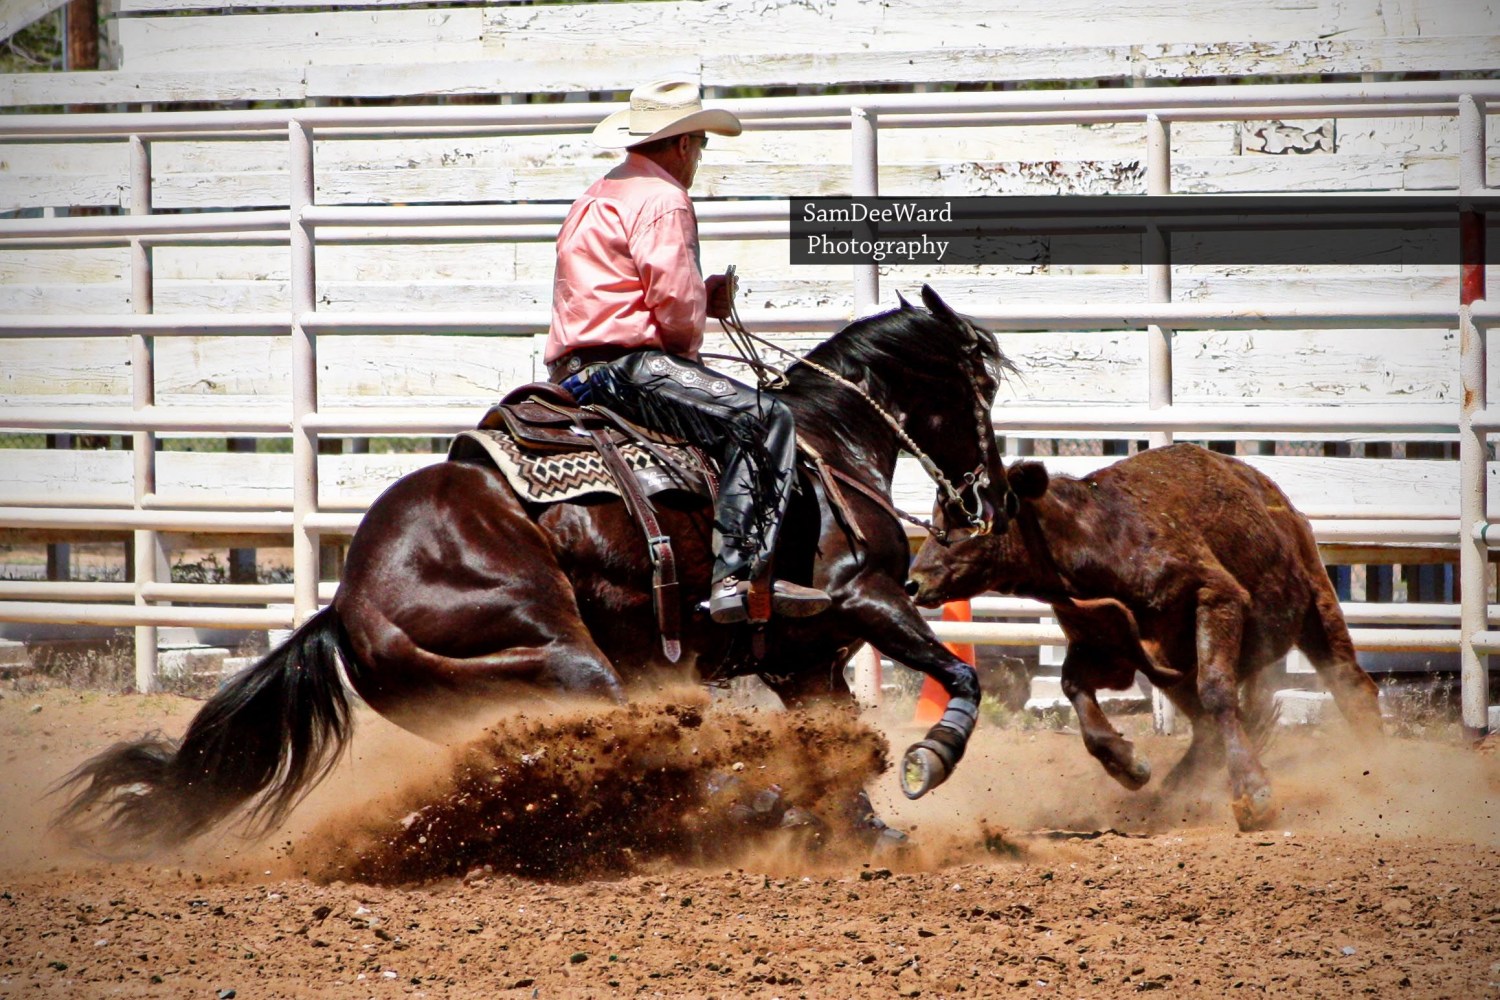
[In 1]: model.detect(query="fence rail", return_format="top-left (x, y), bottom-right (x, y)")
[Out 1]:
top-left (0, 80), bottom-right (1492, 732)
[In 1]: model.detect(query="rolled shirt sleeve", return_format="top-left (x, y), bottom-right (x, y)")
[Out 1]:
top-left (633, 206), bottom-right (707, 358)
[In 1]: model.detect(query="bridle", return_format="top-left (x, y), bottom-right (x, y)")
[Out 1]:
top-left (715, 308), bottom-right (1012, 542)
top-left (916, 339), bottom-right (1017, 544)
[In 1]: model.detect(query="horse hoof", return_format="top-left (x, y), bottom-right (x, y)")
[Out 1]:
top-left (872, 826), bottom-right (910, 856)
top-left (900, 745), bottom-right (949, 799)
top-left (779, 805), bottom-right (823, 830)
top-left (751, 785), bottom-right (785, 817)
top-left (1230, 786), bottom-right (1277, 831)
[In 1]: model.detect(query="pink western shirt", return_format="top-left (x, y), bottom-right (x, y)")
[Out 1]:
top-left (544, 152), bottom-right (707, 365)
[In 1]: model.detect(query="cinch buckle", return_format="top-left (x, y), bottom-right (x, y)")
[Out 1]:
top-left (645, 534), bottom-right (672, 563)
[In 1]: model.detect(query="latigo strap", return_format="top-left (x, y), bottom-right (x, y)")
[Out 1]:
top-left (581, 414), bottom-right (683, 664)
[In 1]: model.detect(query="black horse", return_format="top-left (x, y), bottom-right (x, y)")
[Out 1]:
top-left (57, 285), bottom-right (1014, 849)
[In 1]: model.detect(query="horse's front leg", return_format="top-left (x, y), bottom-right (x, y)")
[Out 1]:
top-left (740, 654), bottom-right (902, 848)
top-left (840, 582), bottom-right (982, 799)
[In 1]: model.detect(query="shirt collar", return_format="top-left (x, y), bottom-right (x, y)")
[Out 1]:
top-left (622, 150), bottom-right (688, 193)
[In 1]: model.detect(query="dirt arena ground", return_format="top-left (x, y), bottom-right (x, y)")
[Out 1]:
top-left (1, 683), bottom-right (1497, 999)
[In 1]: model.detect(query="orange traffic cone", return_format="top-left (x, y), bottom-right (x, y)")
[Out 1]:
top-left (914, 601), bottom-right (975, 724)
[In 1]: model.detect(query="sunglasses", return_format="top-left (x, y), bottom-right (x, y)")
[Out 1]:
top-left (686, 133), bottom-right (708, 150)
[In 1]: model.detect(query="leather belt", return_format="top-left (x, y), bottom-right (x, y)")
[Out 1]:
top-left (547, 345), bottom-right (637, 383)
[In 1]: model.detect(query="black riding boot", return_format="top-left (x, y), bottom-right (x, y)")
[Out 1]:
top-left (706, 557), bottom-right (832, 624)
top-left (580, 350), bottom-right (831, 624)
top-left (706, 426), bottom-right (830, 625)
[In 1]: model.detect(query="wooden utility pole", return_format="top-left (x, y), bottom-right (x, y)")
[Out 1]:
top-left (64, 0), bottom-right (98, 71)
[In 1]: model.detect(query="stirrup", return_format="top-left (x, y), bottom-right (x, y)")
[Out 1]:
top-left (709, 576), bottom-right (750, 624)
top-left (705, 577), bottom-right (832, 624)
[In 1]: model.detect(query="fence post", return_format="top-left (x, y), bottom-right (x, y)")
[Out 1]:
top-left (851, 644), bottom-right (882, 708)
top-left (129, 133), bottom-right (164, 692)
top-left (289, 120), bottom-right (320, 625)
top-left (849, 106), bottom-right (881, 707)
top-left (44, 434), bottom-right (71, 583)
top-left (851, 106), bottom-right (879, 315)
top-left (227, 438), bottom-right (258, 584)
top-left (1145, 113), bottom-right (1173, 450)
top-left (1145, 113), bottom-right (1179, 735)
top-left (1458, 94), bottom-right (1490, 737)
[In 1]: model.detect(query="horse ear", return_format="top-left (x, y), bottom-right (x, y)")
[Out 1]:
top-left (1011, 460), bottom-right (1050, 500)
top-left (920, 284), bottom-right (960, 324)
top-left (895, 290), bottom-right (915, 311)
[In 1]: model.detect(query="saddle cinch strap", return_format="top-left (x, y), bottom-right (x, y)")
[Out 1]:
top-left (582, 413), bottom-right (682, 664)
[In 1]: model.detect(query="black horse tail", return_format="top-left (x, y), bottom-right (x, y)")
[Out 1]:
top-left (53, 606), bottom-right (355, 852)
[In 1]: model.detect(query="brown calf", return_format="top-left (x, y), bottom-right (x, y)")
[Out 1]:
top-left (906, 443), bottom-right (1383, 830)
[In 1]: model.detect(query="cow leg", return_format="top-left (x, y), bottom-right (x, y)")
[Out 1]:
top-left (1061, 647), bottom-right (1151, 790)
top-left (1162, 726), bottom-right (1225, 794)
top-left (1158, 683), bottom-right (1225, 793)
top-left (1195, 580), bottom-right (1276, 831)
top-left (1298, 590), bottom-right (1384, 740)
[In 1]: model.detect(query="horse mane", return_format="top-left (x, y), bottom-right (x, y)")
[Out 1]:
top-left (780, 288), bottom-right (1010, 419)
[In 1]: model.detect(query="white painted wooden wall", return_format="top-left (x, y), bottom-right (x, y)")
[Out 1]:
top-left (3, 0), bottom-right (1493, 106)
top-left (2, 0), bottom-right (1498, 543)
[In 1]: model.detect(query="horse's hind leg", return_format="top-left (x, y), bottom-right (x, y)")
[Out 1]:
top-left (348, 601), bottom-right (628, 744)
top-left (1194, 577), bottom-right (1276, 830)
top-left (336, 464), bottom-right (629, 737)
top-left (1296, 588), bottom-right (1384, 740)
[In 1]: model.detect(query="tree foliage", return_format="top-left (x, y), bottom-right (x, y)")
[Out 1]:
top-left (3, 10), bottom-right (64, 74)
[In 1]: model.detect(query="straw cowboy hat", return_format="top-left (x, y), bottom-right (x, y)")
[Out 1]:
top-left (592, 80), bottom-right (742, 149)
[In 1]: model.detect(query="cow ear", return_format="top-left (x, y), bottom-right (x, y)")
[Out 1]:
top-left (1010, 460), bottom-right (1050, 500)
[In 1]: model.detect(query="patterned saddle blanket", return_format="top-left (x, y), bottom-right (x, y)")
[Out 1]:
top-left (448, 384), bottom-right (713, 505)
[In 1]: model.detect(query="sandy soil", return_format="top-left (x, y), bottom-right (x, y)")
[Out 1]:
top-left (1, 683), bottom-right (1497, 999)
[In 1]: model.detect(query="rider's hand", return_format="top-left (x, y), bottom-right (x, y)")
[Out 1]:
top-left (705, 272), bottom-right (737, 320)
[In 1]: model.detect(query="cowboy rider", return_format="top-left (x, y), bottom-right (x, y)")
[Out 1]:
top-left (544, 80), bottom-right (831, 625)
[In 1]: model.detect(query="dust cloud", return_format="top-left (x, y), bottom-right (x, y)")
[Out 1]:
top-left (871, 715), bottom-right (1500, 849)
top-left (12, 686), bottom-right (1495, 888)
top-left (280, 694), bottom-right (890, 884)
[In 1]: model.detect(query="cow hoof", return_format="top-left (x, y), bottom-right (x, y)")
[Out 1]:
top-left (1230, 786), bottom-right (1277, 831)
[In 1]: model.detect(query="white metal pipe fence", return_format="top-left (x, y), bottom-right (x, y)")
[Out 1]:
top-left (3, 79), bottom-right (1497, 139)
top-left (1458, 94), bottom-right (1492, 732)
top-left (0, 81), bottom-right (1491, 729)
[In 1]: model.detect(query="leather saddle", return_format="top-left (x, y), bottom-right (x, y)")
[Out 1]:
top-left (481, 382), bottom-right (654, 450)
top-left (464, 383), bottom-right (875, 658)
top-left (471, 382), bottom-right (716, 663)
top-left (477, 382), bottom-right (710, 495)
